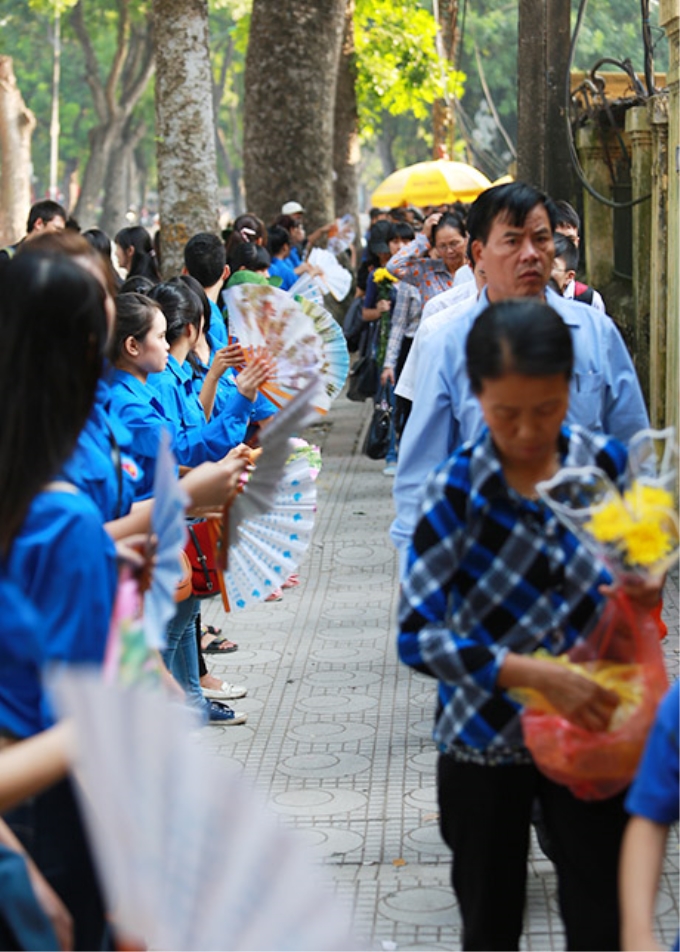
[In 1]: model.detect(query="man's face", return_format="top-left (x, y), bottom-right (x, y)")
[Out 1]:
top-left (551, 256), bottom-right (575, 294)
top-left (555, 222), bottom-right (580, 247)
top-left (40, 215), bottom-right (66, 234)
top-left (472, 204), bottom-right (555, 302)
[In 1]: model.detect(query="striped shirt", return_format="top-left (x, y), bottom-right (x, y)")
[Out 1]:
top-left (397, 424), bottom-right (627, 761)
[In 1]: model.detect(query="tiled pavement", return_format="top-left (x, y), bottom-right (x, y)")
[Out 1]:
top-left (200, 393), bottom-right (679, 951)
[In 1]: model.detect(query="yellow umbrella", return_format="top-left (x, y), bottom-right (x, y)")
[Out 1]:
top-left (492, 174), bottom-right (514, 186)
top-left (371, 160), bottom-right (492, 208)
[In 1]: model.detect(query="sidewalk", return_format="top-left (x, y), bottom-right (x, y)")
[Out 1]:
top-left (200, 393), bottom-right (679, 951)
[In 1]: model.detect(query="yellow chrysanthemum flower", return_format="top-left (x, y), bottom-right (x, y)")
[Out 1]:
top-left (373, 267), bottom-right (398, 285)
top-left (624, 519), bottom-right (673, 566)
top-left (623, 484), bottom-right (674, 518)
top-left (585, 499), bottom-right (635, 543)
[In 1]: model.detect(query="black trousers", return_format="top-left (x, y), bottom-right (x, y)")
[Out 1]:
top-left (437, 753), bottom-right (628, 951)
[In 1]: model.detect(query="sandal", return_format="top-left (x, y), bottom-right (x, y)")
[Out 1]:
top-left (202, 638), bottom-right (239, 654)
top-left (201, 624), bottom-right (222, 637)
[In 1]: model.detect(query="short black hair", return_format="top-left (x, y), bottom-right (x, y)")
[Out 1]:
top-left (554, 199), bottom-right (580, 233)
top-left (466, 299), bottom-right (573, 394)
top-left (267, 225), bottom-right (290, 257)
top-left (394, 221), bottom-right (415, 242)
top-left (26, 200), bottom-right (67, 233)
top-left (109, 292), bottom-right (162, 363)
top-left (553, 234), bottom-right (579, 273)
top-left (466, 182), bottom-right (558, 246)
top-left (184, 232), bottom-right (226, 288)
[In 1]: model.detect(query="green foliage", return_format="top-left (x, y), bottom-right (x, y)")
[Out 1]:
top-left (355, 0), bottom-right (464, 135)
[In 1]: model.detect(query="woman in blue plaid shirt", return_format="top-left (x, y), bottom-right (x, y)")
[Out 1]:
top-left (398, 299), bottom-right (663, 951)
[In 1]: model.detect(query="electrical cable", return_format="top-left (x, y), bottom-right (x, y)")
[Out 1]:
top-left (564, 0), bottom-right (651, 209)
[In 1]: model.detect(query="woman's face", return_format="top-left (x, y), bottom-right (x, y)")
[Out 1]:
top-left (476, 372), bottom-right (570, 468)
top-left (134, 310), bottom-right (169, 375)
top-left (115, 242), bottom-right (132, 271)
top-left (434, 225), bottom-right (466, 274)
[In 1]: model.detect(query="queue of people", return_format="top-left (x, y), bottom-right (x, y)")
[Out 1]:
top-left (0, 183), bottom-right (676, 952)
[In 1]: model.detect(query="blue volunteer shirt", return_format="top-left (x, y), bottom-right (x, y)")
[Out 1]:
top-left (0, 580), bottom-right (45, 739)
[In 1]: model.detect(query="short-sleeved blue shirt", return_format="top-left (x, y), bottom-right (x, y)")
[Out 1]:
top-left (0, 580), bottom-right (45, 739)
top-left (626, 681), bottom-right (679, 825)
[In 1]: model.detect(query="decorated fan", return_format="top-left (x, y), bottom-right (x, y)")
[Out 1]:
top-left (209, 377), bottom-right (322, 612)
top-left (217, 453), bottom-right (317, 611)
top-left (144, 428), bottom-right (189, 648)
top-left (326, 214), bottom-right (356, 255)
top-left (52, 673), bottom-right (354, 951)
top-left (224, 283), bottom-right (324, 410)
top-left (297, 297), bottom-right (349, 406)
top-left (289, 272), bottom-right (325, 307)
top-left (307, 247), bottom-right (353, 301)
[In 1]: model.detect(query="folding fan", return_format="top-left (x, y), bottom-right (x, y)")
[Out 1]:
top-left (210, 377), bottom-right (322, 612)
top-left (296, 297), bottom-right (349, 404)
top-left (326, 214), bottom-right (356, 255)
top-left (52, 673), bottom-right (354, 951)
top-left (307, 247), bottom-right (353, 301)
top-left (289, 273), bottom-right (325, 307)
top-left (224, 283), bottom-right (324, 409)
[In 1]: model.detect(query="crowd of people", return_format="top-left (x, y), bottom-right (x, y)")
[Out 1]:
top-left (0, 182), bottom-right (676, 952)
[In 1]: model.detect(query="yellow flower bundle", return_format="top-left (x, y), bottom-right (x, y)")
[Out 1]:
top-left (373, 267), bottom-right (398, 285)
top-left (584, 483), bottom-right (676, 568)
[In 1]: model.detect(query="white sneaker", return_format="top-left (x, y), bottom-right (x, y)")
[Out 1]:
top-left (383, 462), bottom-right (397, 476)
top-left (202, 681), bottom-right (248, 700)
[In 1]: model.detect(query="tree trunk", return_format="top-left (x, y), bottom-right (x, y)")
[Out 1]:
top-left (432, 0), bottom-right (458, 160)
top-left (333, 0), bottom-right (360, 223)
top-left (152, 0), bottom-right (220, 277)
top-left (243, 0), bottom-right (346, 231)
top-left (100, 117), bottom-right (146, 236)
top-left (71, 1), bottom-right (155, 231)
top-left (0, 56), bottom-right (36, 246)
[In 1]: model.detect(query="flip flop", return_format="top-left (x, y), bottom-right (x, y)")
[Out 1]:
top-left (202, 638), bottom-right (239, 654)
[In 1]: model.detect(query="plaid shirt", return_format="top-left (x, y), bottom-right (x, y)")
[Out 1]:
top-left (398, 424), bottom-right (627, 760)
top-left (387, 233), bottom-right (455, 305)
top-left (383, 282), bottom-right (422, 369)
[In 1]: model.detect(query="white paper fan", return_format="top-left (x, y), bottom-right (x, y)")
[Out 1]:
top-left (326, 214), bottom-right (356, 255)
top-left (224, 455), bottom-right (317, 611)
top-left (144, 429), bottom-right (189, 649)
top-left (52, 673), bottom-right (354, 951)
top-left (224, 283), bottom-right (324, 408)
top-left (289, 273), bottom-right (325, 307)
top-left (308, 247), bottom-right (353, 301)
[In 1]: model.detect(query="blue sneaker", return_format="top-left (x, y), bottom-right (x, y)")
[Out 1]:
top-left (207, 700), bottom-right (247, 725)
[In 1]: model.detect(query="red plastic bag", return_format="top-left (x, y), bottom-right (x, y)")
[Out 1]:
top-left (521, 593), bottom-right (668, 800)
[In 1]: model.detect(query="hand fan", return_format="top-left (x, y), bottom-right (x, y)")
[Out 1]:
top-left (144, 428), bottom-right (189, 649)
top-left (296, 297), bottom-right (349, 404)
top-left (52, 673), bottom-right (354, 951)
top-left (289, 273), bottom-right (325, 307)
top-left (224, 283), bottom-right (324, 409)
top-left (307, 247), bottom-right (353, 301)
top-left (326, 214), bottom-right (355, 255)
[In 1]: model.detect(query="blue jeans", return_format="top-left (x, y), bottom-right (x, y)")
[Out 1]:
top-left (162, 595), bottom-right (209, 721)
top-left (384, 381), bottom-right (398, 464)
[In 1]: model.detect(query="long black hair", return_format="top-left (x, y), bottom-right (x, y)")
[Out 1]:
top-left (466, 299), bottom-right (573, 395)
top-left (115, 225), bottom-right (161, 283)
top-left (0, 253), bottom-right (108, 556)
top-left (147, 277), bottom-right (203, 346)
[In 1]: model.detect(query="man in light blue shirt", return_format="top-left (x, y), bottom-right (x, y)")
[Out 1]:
top-left (392, 182), bottom-right (649, 561)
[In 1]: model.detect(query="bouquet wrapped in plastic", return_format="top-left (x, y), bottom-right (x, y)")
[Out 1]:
top-left (517, 428), bottom-right (678, 800)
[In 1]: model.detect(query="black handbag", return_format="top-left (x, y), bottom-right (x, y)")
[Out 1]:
top-left (363, 385), bottom-right (392, 459)
top-left (347, 322), bottom-right (379, 402)
top-left (343, 295), bottom-right (364, 352)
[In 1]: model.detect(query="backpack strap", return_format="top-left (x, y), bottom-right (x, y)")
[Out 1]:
top-left (574, 281), bottom-right (594, 305)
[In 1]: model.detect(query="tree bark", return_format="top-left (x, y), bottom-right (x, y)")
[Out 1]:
top-left (0, 56), bottom-right (36, 246)
top-left (100, 117), bottom-right (147, 235)
top-left (243, 0), bottom-right (346, 230)
top-left (333, 0), bottom-right (360, 223)
top-left (71, 0), bottom-right (155, 230)
top-left (152, 0), bottom-right (220, 277)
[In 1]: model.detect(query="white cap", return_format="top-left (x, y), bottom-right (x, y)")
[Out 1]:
top-left (281, 201), bottom-right (304, 216)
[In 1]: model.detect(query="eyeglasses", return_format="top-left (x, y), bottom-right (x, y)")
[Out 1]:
top-left (436, 241), bottom-right (465, 253)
